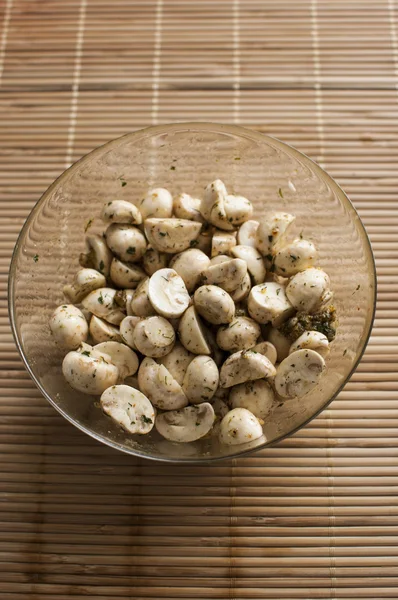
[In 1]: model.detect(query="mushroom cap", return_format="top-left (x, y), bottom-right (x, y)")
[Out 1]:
top-left (178, 306), bottom-right (211, 355)
top-left (148, 268), bottom-right (190, 318)
top-left (219, 407), bottom-right (263, 446)
top-left (110, 258), bottom-right (146, 289)
top-left (133, 316), bottom-right (175, 358)
top-left (82, 288), bottom-right (126, 325)
top-left (220, 349), bottom-right (276, 388)
top-left (157, 342), bottom-right (194, 386)
top-left (50, 304), bottom-right (88, 350)
top-left (169, 249), bottom-right (211, 293)
top-left (101, 200), bottom-right (142, 225)
top-left (63, 268), bottom-right (106, 304)
top-left (201, 258), bottom-right (247, 292)
top-left (100, 384), bottom-right (155, 434)
top-left (256, 212), bottom-right (296, 255)
top-left (231, 245), bottom-right (267, 285)
top-left (94, 341), bottom-right (139, 380)
top-left (155, 402), bottom-right (215, 442)
top-left (223, 193), bottom-right (253, 226)
top-left (144, 218), bottom-right (202, 253)
top-left (138, 357), bottom-right (188, 410)
top-left (229, 380), bottom-right (275, 420)
top-left (273, 238), bottom-right (317, 277)
top-left (216, 317), bottom-right (261, 352)
top-left (62, 348), bottom-right (119, 395)
top-left (237, 220), bottom-right (259, 247)
top-left (79, 234), bottom-right (113, 277)
top-left (289, 330), bottom-right (330, 358)
top-left (274, 348), bottom-right (326, 399)
top-left (105, 223), bottom-right (147, 263)
top-left (182, 356), bottom-right (219, 404)
top-left (285, 267), bottom-right (332, 312)
top-left (211, 230), bottom-right (237, 257)
top-left (142, 247), bottom-right (169, 276)
top-left (194, 285), bottom-right (235, 325)
top-left (138, 187), bottom-right (173, 220)
top-left (130, 277), bottom-right (156, 317)
top-left (173, 193), bottom-right (205, 223)
top-left (248, 282), bottom-right (294, 326)
top-left (89, 315), bottom-right (122, 344)
top-left (251, 340), bottom-right (277, 365)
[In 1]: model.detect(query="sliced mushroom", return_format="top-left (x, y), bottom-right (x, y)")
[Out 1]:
top-left (130, 277), bottom-right (156, 317)
top-left (229, 380), bottom-right (275, 419)
top-left (285, 267), bottom-right (332, 312)
top-left (138, 357), bottom-right (188, 410)
top-left (248, 282), bottom-right (294, 326)
top-left (201, 258), bottom-right (247, 292)
top-left (289, 330), bottom-right (330, 358)
top-left (173, 193), bottom-right (205, 223)
top-left (231, 245), bottom-right (266, 285)
top-left (220, 349), bottom-right (276, 388)
top-left (251, 340), bottom-right (277, 365)
top-left (216, 317), bottom-right (261, 353)
top-left (89, 315), bottom-right (122, 344)
top-left (200, 179), bottom-right (228, 221)
top-left (63, 268), bottom-right (106, 303)
top-left (178, 306), bottom-right (211, 355)
top-left (82, 288), bottom-right (125, 325)
top-left (182, 356), bottom-right (219, 404)
top-left (105, 223), bottom-right (147, 263)
top-left (273, 238), bottom-right (317, 277)
top-left (223, 193), bottom-right (253, 226)
top-left (114, 289), bottom-right (134, 314)
top-left (49, 304), bottom-right (88, 350)
top-left (211, 230), bottom-right (237, 257)
top-left (144, 218), bottom-right (202, 253)
top-left (133, 316), bottom-right (175, 358)
top-left (157, 341), bottom-right (194, 386)
top-left (155, 402), bottom-right (215, 442)
top-left (237, 220), bottom-right (259, 247)
top-left (62, 346), bottom-right (119, 395)
top-left (79, 234), bottom-right (113, 277)
top-left (142, 247), bottom-right (169, 276)
top-left (137, 187), bottom-right (173, 220)
top-left (230, 273), bottom-right (251, 303)
top-left (194, 285), bottom-right (235, 325)
top-left (94, 341), bottom-right (139, 380)
top-left (219, 407), bottom-right (263, 446)
top-left (101, 200), bottom-right (142, 225)
top-left (274, 349), bottom-right (326, 399)
top-left (169, 249), bottom-right (210, 293)
top-left (120, 315), bottom-right (141, 349)
top-left (148, 268), bottom-right (190, 318)
top-left (110, 257), bottom-right (146, 289)
top-left (100, 384), bottom-right (155, 434)
top-left (268, 327), bottom-right (291, 362)
top-left (256, 212), bottom-right (296, 256)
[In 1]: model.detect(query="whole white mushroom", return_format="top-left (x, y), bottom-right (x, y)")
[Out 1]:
top-left (229, 380), bottom-right (275, 420)
top-left (50, 304), bottom-right (88, 350)
top-left (273, 238), bottom-right (317, 277)
top-left (219, 407), bottom-right (263, 446)
top-left (138, 187), bottom-right (173, 220)
top-left (105, 223), bottom-right (147, 263)
top-left (62, 345), bottom-right (119, 395)
top-left (248, 282), bottom-right (294, 326)
top-left (285, 267), bottom-right (332, 312)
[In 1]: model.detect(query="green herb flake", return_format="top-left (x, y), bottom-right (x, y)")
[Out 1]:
top-left (276, 288), bottom-right (281, 296)
top-left (234, 157), bottom-right (240, 161)
top-left (343, 349), bottom-right (347, 356)
top-left (268, 235), bottom-right (273, 243)
top-left (190, 239), bottom-right (198, 247)
top-left (278, 188), bottom-right (284, 198)
top-left (195, 422), bottom-right (200, 426)
top-left (265, 254), bottom-right (273, 262)
top-left (84, 219), bottom-right (93, 233)
top-left (290, 254), bottom-right (298, 262)
top-left (33, 254), bottom-right (39, 263)
top-left (141, 415), bottom-right (153, 424)
top-left (81, 350), bottom-right (91, 357)
top-left (170, 165), bottom-right (176, 171)
top-left (98, 293), bottom-right (104, 305)
top-left (159, 232), bottom-right (167, 237)
top-left (118, 175), bottom-right (127, 187)
top-left (126, 246), bottom-right (136, 255)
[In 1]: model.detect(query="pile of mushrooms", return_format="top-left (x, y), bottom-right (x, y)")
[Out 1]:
top-left (50, 180), bottom-right (334, 447)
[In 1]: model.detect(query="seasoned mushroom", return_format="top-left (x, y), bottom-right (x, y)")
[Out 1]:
top-left (201, 258), bottom-right (247, 292)
top-left (169, 249), bottom-right (210, 293)
top-left (158, 342), bottom-right (194, 386)
top-left (105, 223), bottom-right (147, 263)
top-left (130, 277), bottom-right (156, 317)
top-left (248, 282), bottom-right (294, 326)
top-left (62, 345), bottom-right (119, 395)
top-left (237, 220), bottom-right (259, 247)
top-left (101, 200), bottom-right (142, 225)
top-left (251, 340), bottom-right (277, 365)
top-left (182, 356), bottom-right (219, 404)
top-left (178, 306), bottom-right (211, 355)
top-left (138, 187), bottom-right (173, 220)
top-left (194, 226), bottom-right (213, 254)
top-left (216, 317), bottom-right (261, 352)
top-left (268, 327), bottom-right (291, 362)
top-left (82, 288), bottom-right (125, 325)
top-left (274, 349), bottom-right (326, 399)
top-left (219, 407), bottom-right (263, 446)
top-left (95, 341), bottom-right (139, 380)
top-left (230, 380), bottom-right (275, 419)
top-left (285, 267), bottom-right (332, 312)
top-left (138, 357), bottom-right (188, 410)
top-left (273, 238), bottom-right (317, 277)
top-left (142, 247), bottom-right (168, 276)
top-left (89, 315), bottom-right (122, 344)
top-left (194, 285), bottom-right (235, 325)
top-left (289, 330), bottom-right (330, 358)
top-left (120, 315), bottom-right (141, 349)
top-left (200, 179), bottom-right (228, 221)
top-left (144, 218), bottom-right (202, 253)
top-left (110, 258), bottom-right (146, 289)
top-left (155, 402), bottom-right (215, 442)
top-left (133, 316), bottom-right (175, 357)
top-left (148, 268), bottom-right (190, 318)
top-left (63, 268), bottom-right (106, 303)
top-left (223, 194), bottom-right (253, 226)
top-left (209, 254), bottom-right (230, 265)
top-left (220, 349), bottom-right (276, 388)
top-left (114, 289), bottom-right (134, 315)
top-left (256, 212), bottom-right (296, 256)
top-left (211, 230), bottom-right (237, 257)
top-left (173, 193), bottom-right (205, 223)
top-left (79, 234), bottom-right (113, 277)
top-left (230, 273), bottom-right (251, 303)
top-left (231, 245), bottom-right (266, 285)
top-left (100, 384), bottom-right (155, 434)
top-left (50, 304), bottom-right (88, 350)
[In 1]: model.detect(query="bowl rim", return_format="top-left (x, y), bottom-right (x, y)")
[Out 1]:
top-left (8, 121), bottom-right (377, 463)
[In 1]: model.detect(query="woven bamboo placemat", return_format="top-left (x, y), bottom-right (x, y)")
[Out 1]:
top-left (0, 1), bottom-right (396, 598)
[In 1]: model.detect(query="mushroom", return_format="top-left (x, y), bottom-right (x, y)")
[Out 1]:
top-left (268, 327), bottom-right (291, 362)
top-left (82, 288), bottom-right (125, 325)
top-left (223, 194), bottom-right (253, 226)
top-left (211, 230), bottom-right (237, 257)
top-left (120, 315), bottom-right (141, 349)
top-left (273, 239), bottom-right (317, 277)
top-left (148, 268), bottom-right (190, 318)
top-left (105, 223), bottom-right (147, 263)
top-left (220, 349), bottom-right (276, 388)
top-left (229, 380), bottom-right (275, 420)
top-left (169, 249), bottom-right (210, 293)
top-left (219, 407), bottom-right (263, 446)
top-left (231, 245), bottom-right (266, 285)
top-left (155, 402), bottom-right (215, 442)
top-left (95, 341), bottom-right (139, 380)
top-left (110, 258), bottom-right (146, 289)
top-left (62, 345), bottom-right (119, 395)
top-left (230, 273), bottom-right (251, 303)
top-left (142, 247), bottom-right (169, 276)
top-left (251, 340), bottom-right (277, 365)
top-left (89, 315), bottom-right (122, 344)
top-left (49, 304), bottom-right (88, 350)
top-left (79, 234), bottom-right (113, 277)
top-left (114, 289), bottom-right (134, 314)
top-left (289, 330), bottom-right (330, 358)
top-left (178, 306), bottom-right (211, 355)
top-left (285, 267), bottom-right (332, 312)
top-left (101, 200), bottom-right (142, 225)
top-left (137, 187), bottom-right (173, 220)
top-left (130, 277), bottom-right (156, 317)
top-left (194, 226), bottom-right (213, 254)
top-left (200, 179), bottom-right (228, 221)
top-left (193, 285), bottom-right (235, 325)
top-left (248, 282), bottom-right (294, 326)
top-left (144, 218), bottom-right (202, 253)
top-left (173, 193), bottom-right (205, 223)
top-left (182, 356), bottom-right (219, 404)
top-left (256, 212), bottom-right (296, 256)
top-left (133, 316), bottom-right (175, 357)
top-left (237, 220), bottom-right (259, 247)
top-left (100, 384), bottom-right (155, 434)
top-left (274, 349), bottom-right (326, 399)
top-left (209, 254), bottom-right (230, 265)
top-left (201, 258), bottom-right (247, 292)
top-left (157, 341), bottom-right (194, 385)
top-left (63, 268), bottom-right (106, 303)
top-left (138, 357), bottom-right (188, 410)
top-left (216, 317), bottom-right (261, 352)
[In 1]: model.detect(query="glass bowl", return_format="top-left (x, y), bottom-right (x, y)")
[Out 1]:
top-left (9, 123), bottom-right (376, 462)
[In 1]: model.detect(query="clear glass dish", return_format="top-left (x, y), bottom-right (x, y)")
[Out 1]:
top-left (8, 123), bottom-right (376, 462)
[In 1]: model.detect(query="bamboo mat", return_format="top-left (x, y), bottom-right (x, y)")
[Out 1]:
top-left (0, 0), bottom-right (397, 598)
